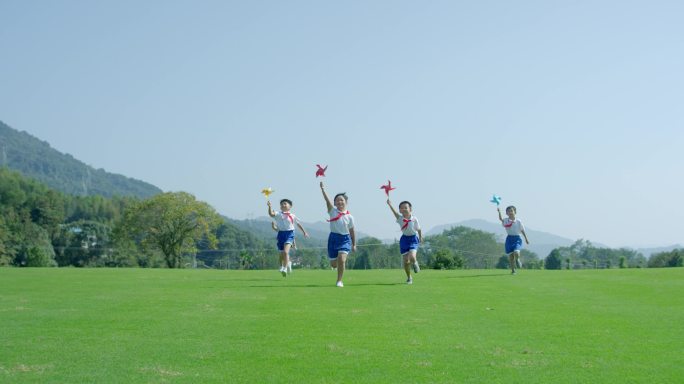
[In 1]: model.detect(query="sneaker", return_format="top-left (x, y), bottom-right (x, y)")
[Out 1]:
top-left (336, 281), bottom-right (344, 288)
top-left (287, 261), bottom-right (292, 274)
top-left (516, 258), bottom-right (522, 269)
top-left (511, 270), bottom-right (517, 275)
top-left (280, 267), bottom-right (287, 277)
top-left (412, 262), bottom-right (420, 274)
top-left (406, 277), bottom-right (413, 285)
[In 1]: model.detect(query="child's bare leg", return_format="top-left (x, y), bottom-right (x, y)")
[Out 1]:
top-left (336, 252), bottom-right (347, 283)
top-left (282, 244), bottom-right (291, 269)
top-left (408, 250), bottom-right (418, 265)
top-left (403, 254), bottom-right (411, 278)
top-left (509, 253), bottom-right (515, 272)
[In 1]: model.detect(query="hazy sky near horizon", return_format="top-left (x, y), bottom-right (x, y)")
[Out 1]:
top-left (1, 1), bottom-right (683, 248)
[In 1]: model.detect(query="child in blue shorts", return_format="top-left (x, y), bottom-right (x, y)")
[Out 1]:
top-left (268, 199), bottom-right (309, 277)
top-left (387, 199), bottom-right (423, 284)
top-left (497, 205), bottom-right (530, 274)
top-left (320, 181), bottom-right (356, 287)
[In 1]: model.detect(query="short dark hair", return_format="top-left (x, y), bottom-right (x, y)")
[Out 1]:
top-left (333, 193), bottom-right (348, 202)
top-left (399, 201), bottom-right (412, 209)
top-left (280, 199), bottom-right (293, 206)
top-left (505, 205), bottom-right (516, 213)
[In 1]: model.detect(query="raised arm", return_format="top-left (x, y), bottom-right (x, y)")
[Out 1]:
top-left (497, 207), bottom-right (503, 223)
top-left (387, 199), bottom-right (400, 220)
top-left (320, 181), bottom-right (333, 212)
top-left (267, 201), bottom-right (276, 217)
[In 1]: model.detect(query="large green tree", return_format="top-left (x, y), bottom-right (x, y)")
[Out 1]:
top-left (0, 168), bottom-right (62, 266)
top-left (648, 249), bottom-right (683, 268)
top-left (116, 192), bottom-right (222, 268)
top-left (545, 249), bottom-right (563, 270)
top-left (15, 221), bottom-right (56, 267)
top-left (53, 220), bottom-right (113, 267)
top-left (547, 239), bottom-right (646, 269)
top-left (348, 237), bottom-right (399, 269)
top-left (423, 226), bottom-right (507, 269)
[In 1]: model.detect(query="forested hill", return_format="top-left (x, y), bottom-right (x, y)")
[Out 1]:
top-left (0, 167), bottom-right (269, 268)
top-left (0, 120), bottom-right (161, 198)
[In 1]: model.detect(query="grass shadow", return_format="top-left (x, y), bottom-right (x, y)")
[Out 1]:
top-left (247, 284), bottom-right (328, 288)
top-left (247, 282), bottom-right (406, 288)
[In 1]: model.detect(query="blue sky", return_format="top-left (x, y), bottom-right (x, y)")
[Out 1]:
top-left (1, 1), bottom-right (683, 248)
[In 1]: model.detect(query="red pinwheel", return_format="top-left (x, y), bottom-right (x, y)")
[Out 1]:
top-left (315, 164), bottom-right (328, 177)
top-left (380, 180), bottom-right (396, 196)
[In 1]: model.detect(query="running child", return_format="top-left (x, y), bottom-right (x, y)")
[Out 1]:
top-left (387, 199), bottom-right (422, 284)
top-left (320, 181), bottom-right (356, 287)
top-left (497, 205), bottom-right (530, 274)
top-left (271, 222), bottom-right (297, 273)
top-left (268, 199), bottom-right (309, 277)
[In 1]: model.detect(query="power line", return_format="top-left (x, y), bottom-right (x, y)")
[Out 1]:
top-left (51, 241), bottom-right (514, 259)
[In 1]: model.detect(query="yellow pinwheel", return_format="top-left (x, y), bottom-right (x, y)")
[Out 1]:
top-left (261, 187), bottom-right (275, 199)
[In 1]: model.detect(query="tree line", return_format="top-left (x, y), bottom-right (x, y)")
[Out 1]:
top-left (0, 168), bottom-right (266, 267)
top-left (1, 168), bottom-right (681, 269)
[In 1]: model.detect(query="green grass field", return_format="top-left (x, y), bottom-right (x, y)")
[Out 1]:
top-left (1, 267), bottom-right (682, 383)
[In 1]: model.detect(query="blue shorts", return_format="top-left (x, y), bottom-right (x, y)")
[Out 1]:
top-left (277, 230), bottom-right (295, 251)
top-left (328, 232), bottom-right (351, 260)
top-left (505, 235), bottom-right (523, 254)
top-left (400, 235), bottom-right (420, 255)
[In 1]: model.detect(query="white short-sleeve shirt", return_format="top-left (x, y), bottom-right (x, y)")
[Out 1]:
top-left (502, 218), bottom-right (525, 236)
top-left (273, 211), bottom-right (299, 231)
top-left (328, 208), bottom-right (354, 235)
top-left (397, 215), bottom-right (421, 236)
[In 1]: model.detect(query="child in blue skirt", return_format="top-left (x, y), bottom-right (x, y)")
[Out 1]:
top-left (387, 199), bottom-right (422, 284)
top-left (497, 205), bottom-right (529, 274)
top-left (268, 199), bottom-right (309, 276)
top-left (320, 181), bottom-right (356, 287)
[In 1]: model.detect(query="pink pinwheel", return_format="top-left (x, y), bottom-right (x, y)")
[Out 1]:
top-left (315, 164), bottom-right (328, 177)
top-left (380, 180), bottom-right (396, 196)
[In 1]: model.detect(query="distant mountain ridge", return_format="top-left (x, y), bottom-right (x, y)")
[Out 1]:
top-left (0, 120), bottom-right (162, 198)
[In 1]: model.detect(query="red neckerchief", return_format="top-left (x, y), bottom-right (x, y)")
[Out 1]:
top-left (282, 212), bottom-right (294, 224)
top-left (327, 210), bottom-right (349, 222)
top-left (401, 218), bottom-right (412, 230)
top-left (503, 219), bottom-right (515, 228)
